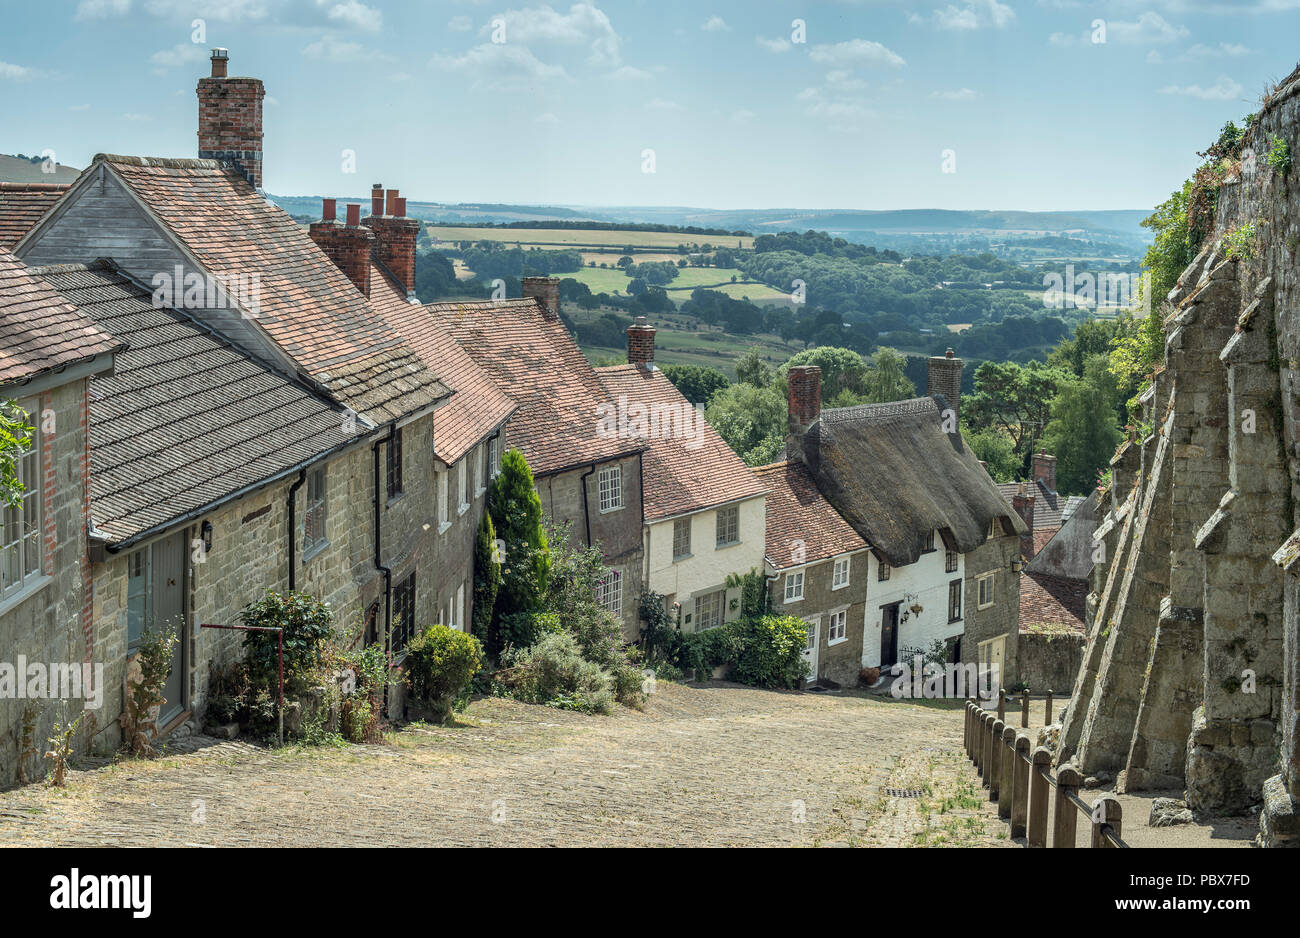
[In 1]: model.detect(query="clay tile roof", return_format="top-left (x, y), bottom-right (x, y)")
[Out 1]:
top-left (1018, 571), bottom-right (1087, 634)
top-left (0, 247), bottom-right (122, 386)
top-left (0, 183), bottom-right (69, 248)
top-left (369, 267), bottom-right (515, 465)
top-left (807, 397), bottom-right (1027, 567)
top-left (34, 260), bottom-right (362, 546)
top-left (753, 461), bottom-right (866, 569)
top-left (97, 155), bottom-right (448, 422)
top-left (595, 363), bottom-right (766, 521)
top-left (424, 297), bottom-right (645, 475)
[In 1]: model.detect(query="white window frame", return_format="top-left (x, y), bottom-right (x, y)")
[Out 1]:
top-left (831, 556), bottom-right (850, 590)
top-left (977, 572), bottom-right (995, 610)
top-left (693, 588), bottom-right (725, 631)
top-left (303, 465), bottom-right (327, 556)
top-left (1, 398), bottom-right (42, 602)
top-left (598, 465), bottom-right (623, 513)
top-left (596, 569), bottom-right (623, 616)
top-left (125, 544), bottom-right (152, 652)
top-left (488, 436), bottom-right (499, 479)
top-left (828, 608), bottom-right (848, 645)
top-left (784, 569), bottom-right (804, 603)
top-left (672, 517), bottom-right (691, 560)
top-left (715, 503), bottom-right (739, 548)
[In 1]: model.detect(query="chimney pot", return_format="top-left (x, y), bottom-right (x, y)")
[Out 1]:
top-left (345, 203), bottom-right (360, 226)
top-left (210, 48), bottom-right (229, 78)
top-left (322, 198), bottom-right (336, 222)
top-left (385, 188), bottom-right (399, 216)
top-left (395, 197), bottom-right (407, 218)
top-left (371, 184), bottom-right (385, 217)
top-left (627, 316), bottom-right (657, 368)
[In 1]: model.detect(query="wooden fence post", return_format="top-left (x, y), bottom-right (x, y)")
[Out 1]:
top-left (964, 702), bottom-right (972, 757)
top-left (997, 687), bottom-right (1006, 724)
top-left (989, 719), bottom-right (1004, 801)
top-left (1054, 765), bottom-right (1081, 849)
top-left (1045, 690), bottom-right (1053, 726)
top-left (1028, 747), bottom-right (1051, 847)
top-left (1010, 735), bottom-right (1030, 839)
top-left (983, 713), bottom-right (996, 787)
top-left (1091, 795), bottom-right (1123, 848)
top-left (1020, 689), bottom-right (1030, 728)
top-left (974, 708), bottom-right (984, 776)
top-left (998, 727), bottom-right (1016, 819)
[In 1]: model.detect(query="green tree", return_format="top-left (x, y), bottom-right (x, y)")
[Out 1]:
top-left (779, 346), bottom-right (870, 402)
top-left (660, 364), bottom-right (729, 405)
top-left (1041, 355), bottom-right (1124, 495)
top-left (964, 426), bottom-right (1020, 482)
top-left (863, 346), bottom-right (915, 403)
top-left (965, 360), bottom-right (1069, 471)
top-left (0, 401), bottom-right (34, 509)
top-left (705, 383), bottom-right (786, 466)
top-left (488, 449), bottom-right (551, 622)
top-left (471, 510), bottom-right (501, 646)
top-left (734, 347), bottom-right (772, 388)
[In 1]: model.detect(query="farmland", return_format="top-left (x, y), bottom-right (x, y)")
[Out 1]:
top-left (427, 225), bottom-right (753, 251)
top-left (562, 265), bottom-right (790, 303)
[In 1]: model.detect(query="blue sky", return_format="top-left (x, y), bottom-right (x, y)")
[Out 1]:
top-left (2, 1), bottom-right (1297, 211)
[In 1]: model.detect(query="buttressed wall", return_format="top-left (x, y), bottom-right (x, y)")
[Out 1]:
top-left (1058, 63), bottom-right (1300, 847)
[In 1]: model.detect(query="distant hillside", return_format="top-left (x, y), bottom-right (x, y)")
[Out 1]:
top-left (0, 154), bottom-right (80, 183)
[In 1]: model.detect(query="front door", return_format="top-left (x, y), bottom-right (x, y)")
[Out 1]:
top-left (801, 618), bottom-right (819, 683)
top-left (880, 603), bottom-right (900, 668)
top-left (153, 532), bottom-right (187, 725)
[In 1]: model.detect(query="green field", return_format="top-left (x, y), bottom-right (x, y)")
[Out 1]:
top-left (559, 266), bottom-right (792, 304)
top-left (428, 225), bottom-right (753, 251)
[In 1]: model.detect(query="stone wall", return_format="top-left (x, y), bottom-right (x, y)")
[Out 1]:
top-left (1059, 63), bottom-right (1300, 845)
top-left (767, 550), bottom-right (870, 687)
top-left (961, 532), bottom-right (1022, 688)
top-left (1018, 631), bottom-right (1085, 697)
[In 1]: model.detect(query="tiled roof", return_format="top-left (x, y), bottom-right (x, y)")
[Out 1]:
top-left (97, 155), bottom-right (448, 423)
top-left (596, 363), bottom-right (765, 521)
top-left (1018, 571), bottom-right (1086, 634)
top-left (34, 260), bottom-right (362, 546)
top-left (0, 247), bottom-right (121, 386)
top-left (753, 461), bottom-right (865, 569)
top-left (369, 266), bottom-right (515, 465)
top-left (0, 183), bottom-right (68, 248)
top-left (426, 297), bottom-right (645, 475)
top-left (806, 398), bottom-right (1027, 567)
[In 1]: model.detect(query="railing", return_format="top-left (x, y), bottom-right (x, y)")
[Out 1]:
top-left (963, 696), bottom-right (1128, 848)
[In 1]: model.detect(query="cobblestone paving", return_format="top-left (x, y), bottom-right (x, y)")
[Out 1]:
top-left (0, 683), bottom-right (1001, 847)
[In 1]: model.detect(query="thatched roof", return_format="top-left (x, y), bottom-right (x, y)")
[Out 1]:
top-left (800, 396), bottom-right (1026, 567)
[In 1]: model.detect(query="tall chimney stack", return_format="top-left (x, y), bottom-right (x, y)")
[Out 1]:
top-left (362, 183), bottom-right (420, 300)
top-left (522, 276), bottom-right (560, 321)
top-left (627, 317), bottom-right (656, 369)
top-left (197, 48), bottom-right (265, 188)
top-left (786, 365), bottom-right (822, 468)
top-left (1033, 451), bottom-right (1058, 494)
top-left (927, 347), bottom-right (963, 423)
top-left (1011, 482), bottom-right (1036, 560)
top-left (310, 200), bottom-right (374, 297)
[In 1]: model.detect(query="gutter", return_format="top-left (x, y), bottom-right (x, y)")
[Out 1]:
top-left (287, 469), bottom-right (306, 590)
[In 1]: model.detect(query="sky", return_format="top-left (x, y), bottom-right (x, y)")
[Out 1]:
top-left (1, 0), bottom-right (1298, 212)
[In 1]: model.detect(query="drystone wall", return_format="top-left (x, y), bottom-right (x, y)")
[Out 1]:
top-left (1058, 63), bottom-right (1300, 847)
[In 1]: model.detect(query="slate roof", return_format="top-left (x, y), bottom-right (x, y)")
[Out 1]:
top-left (996, 480), bottom-right (1089, 550)
top-left (34, 260), bottom-right (363, 546)
top-left (92, 155), bottom-right (449, 423)
top-left (0, 183), bottom-right (69, 248)
top-left (595, 364), bottom-right (765, 520)
top-left (803, 397), bottom-right (1026, 568)
top-left (1019, 571), bottom-right (1086, 634)
top-left (368, 266), bottom-right (515, 466)
top-left (753, 461), bottom-right (866, 570)
top-left (0, 247), bottom-right (121, 386)
top-left (426, 297), bottom-right (645, 476)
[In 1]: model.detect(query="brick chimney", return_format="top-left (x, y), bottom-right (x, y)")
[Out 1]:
top-left (197, 48), bottom-right (265, 188)
top-left (362, 183), bottom-right (420, 300)
top-left (786, 365), bottom-right (822, 469)
top-left (310, 201), bottom-right (373, 297)
top-left (522, 276), bottom-right (560, 321)
top-left (627, 317), bottom-right (656, 369)
top-left (927, 348), bottom-right (963, 420)
top-left (1033, 451), bottom-right (1058, 494)
top-left (1011, 482), bottom-right (1036, 559)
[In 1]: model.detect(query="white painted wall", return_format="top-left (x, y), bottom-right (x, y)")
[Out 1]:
top-left (644, 495), bottom-right (765, 632)
top-left (860, 540), bottom-right (966, 667)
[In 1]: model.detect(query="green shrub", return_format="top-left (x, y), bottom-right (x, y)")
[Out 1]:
top-left (682, 615), bottom-right (809, 689)
top-left (239, 590), bottom-right (333, 694)
top-left (471, 510), bottom-right (501, 646)
top-left (1266, 134), bottom-right (1292, 175)
top-left (403, 625), bottom-right (485, 723)
top-left (498, 631), bottom-right (614, 715)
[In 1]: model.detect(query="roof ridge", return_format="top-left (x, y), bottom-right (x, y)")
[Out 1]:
top-left (0, 182), bottom-right (70, 192)
top-left (93, 154), bottom-right (226, 170)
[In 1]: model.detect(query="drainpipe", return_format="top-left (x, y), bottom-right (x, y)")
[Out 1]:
top-left (287, 469), bottom-right (306, 591)
top-left (579, 463), bottom-right (596, 547)
top-left (372, 426), bottom-right (394, 653)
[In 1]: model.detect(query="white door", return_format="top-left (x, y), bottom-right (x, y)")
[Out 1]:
top-left (801, 617), bottom-right (819, 682)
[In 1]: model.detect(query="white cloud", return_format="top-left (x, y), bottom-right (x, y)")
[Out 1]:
top-left (302, 35), bottom-right (391, 62)
top-left (431, 42), bottom-right (569, 88)
top-left (931, 87), bottom-right (979, 100)
top-left (609, 65), bottom-right (652, 80)
top-left (1158, 75), bottom-right (1243, 100)
top-left (825, 70), bottom-right (866, 91)
top-left (755, 36), bottom-right (792, 53)
top-left (143, 0), bottom-right (270, 22)
top-left (0, 61), bottom-right (35, 81)
top-left (448, 15), bottom-right (473, 31)
top-left (730, 108), bottom-right (755, 123)
top-left (69, 103), bottom-right (92, 111)
top-left (1108, 12), bottom-right (1189, 44)
top-left (645, 98), bottom-right (681, 111)
top-left (1182, 42), bottom-right (1251, 58)
top-left (483, 3), bottom-right (622, 67)
top-left (535, 112), bottom-right (560, 125)
top-left (911, 0), bottom-right (1016, 31)
top-left (701, 15), bottom-right (729, 32)
top-left (74, 0), bottom-right (130, 19)
top-left (798, 86), bottom-right (874, 126)
top-left (150, 43), bottom-right (207, 72)
top-left (809, 39), bottom-right (905, 68)
top-left (318, 0), bottom-right (382, 32)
